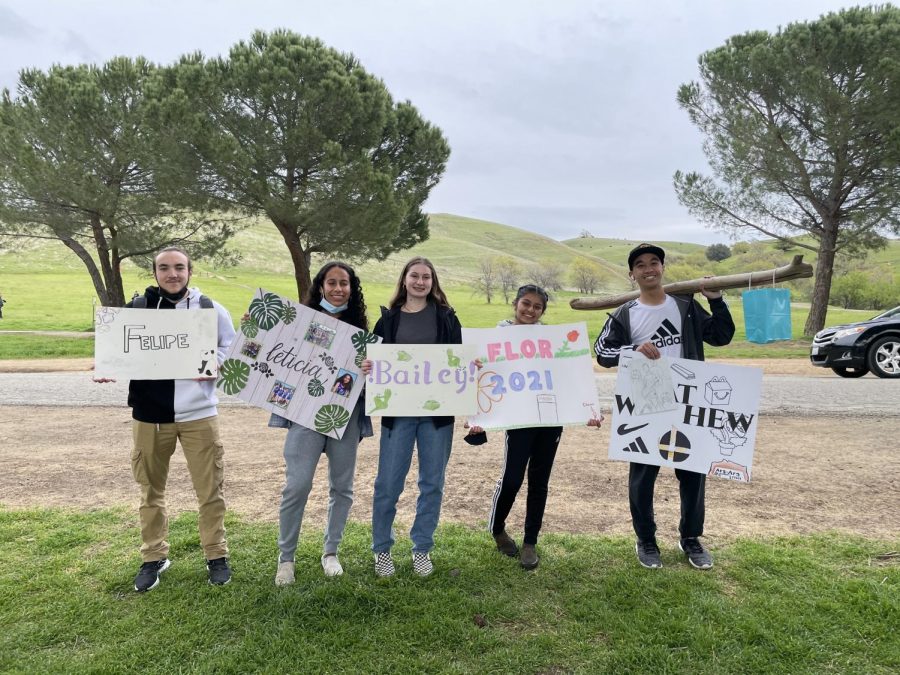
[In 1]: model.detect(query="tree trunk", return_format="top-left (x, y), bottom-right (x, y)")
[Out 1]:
top-left (59, 235), bottom-right (118, 306)
top-left (89, 212), bottom-right (119, 303)
top-left (272, 221), bottom-right (312, 301)
top-left (803, 224), bottom-right (839, 337)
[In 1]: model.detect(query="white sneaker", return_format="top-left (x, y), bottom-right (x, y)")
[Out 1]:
top-left (321, 554), bottom-right (343, 577)
top-left (412, 552), bottom-right (434, 577)
top-left (374, 551), bottom-right (395, 577)
top-left (274, 560), bottom-right (295, 586)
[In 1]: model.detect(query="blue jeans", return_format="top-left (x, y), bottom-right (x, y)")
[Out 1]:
top-left (371, 417), bottom-right (453, 554)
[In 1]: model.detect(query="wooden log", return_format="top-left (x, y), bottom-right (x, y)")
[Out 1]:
top-left (569, 255), bottom-right (813, 311)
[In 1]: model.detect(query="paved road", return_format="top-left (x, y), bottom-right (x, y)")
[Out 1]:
top-left (2, 371), bottom-right (896, 417)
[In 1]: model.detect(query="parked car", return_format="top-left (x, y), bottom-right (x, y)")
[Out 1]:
top-left (810, 305), bottom-right (900, 378)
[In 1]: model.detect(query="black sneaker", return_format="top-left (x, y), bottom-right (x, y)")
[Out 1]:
top-left (679, 538), bottom-right (713, 570)
top-left (206, 557), bottom-right (232, 585)
top-left (134, 558), bottom-right (170, 592)
top-left (493, 530), bottom-right (519, 557)
top-left (519, 544), bottom-right (539, 570)
top-left (635, 539), bottom-right (663, 569)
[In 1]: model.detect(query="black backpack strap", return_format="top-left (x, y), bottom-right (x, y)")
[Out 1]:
top-left (131, 296), bottom-right (147, 309)
top-left (199, 295), bottom-right (214, 309)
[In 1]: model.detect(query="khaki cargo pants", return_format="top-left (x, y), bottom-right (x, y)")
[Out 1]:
top-left (131, 416), bottom-right (228, 562)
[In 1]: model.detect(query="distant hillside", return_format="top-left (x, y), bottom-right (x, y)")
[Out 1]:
top-left (222, 213), bottom-right (634, 293)
top-left (561, 237), bottom-right (707, 269)
top-left (3, 214), bottom-right (896, 297)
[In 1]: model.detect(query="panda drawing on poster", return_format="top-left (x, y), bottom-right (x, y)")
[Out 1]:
top-left (609, 353), bottom-right (762, 482)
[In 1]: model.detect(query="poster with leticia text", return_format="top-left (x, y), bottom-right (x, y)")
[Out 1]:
top-left (216, 289), bottom-right (380, 439)
top-left (462, 323), bottom-right (601, 431)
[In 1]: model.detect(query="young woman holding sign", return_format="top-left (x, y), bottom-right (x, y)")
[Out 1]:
top-left (270, 261), bottom-right (372, 586)
top-left (468, 284), bottom-right (602, 570)
top-left (366, 257), bottom-right (464, 578)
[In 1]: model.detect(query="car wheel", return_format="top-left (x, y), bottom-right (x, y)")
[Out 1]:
top-left (866, 335), bottom-right (900, 378)
top-left (831, 366), bottom-right (868, 378)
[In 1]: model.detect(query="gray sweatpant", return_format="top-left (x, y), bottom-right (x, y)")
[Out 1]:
top-left (278, 403), bottom-right (361, 562)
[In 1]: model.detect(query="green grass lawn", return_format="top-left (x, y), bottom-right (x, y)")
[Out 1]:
top-left (0, 508), bottom-right (896, 673)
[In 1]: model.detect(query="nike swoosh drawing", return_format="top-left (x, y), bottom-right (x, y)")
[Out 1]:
top-left (617, 423), bottom-right (649, 435)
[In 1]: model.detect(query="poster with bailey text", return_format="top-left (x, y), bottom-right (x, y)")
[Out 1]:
top-left (365, 344), bottom-right (479, 416)
top-left (609, 350), bottom-right (763, 482)
top-left (216, 289), bottom-right (380, 439)
top-left (94, 307), bottom-right (219, 380)
top-left (463, 323), bottom-right (601, 430)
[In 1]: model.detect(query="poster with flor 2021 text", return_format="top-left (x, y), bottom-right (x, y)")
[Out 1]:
top-left (365, 344), bottom-right (479, 416)
top-left (463, 323), bottom-right (601, 430)
top-left (217, 289), bottom-right (380, 439)
top-left (609, 350), bottom-right (763, 482)
top-left (94, 307), bottom-right (219, 380)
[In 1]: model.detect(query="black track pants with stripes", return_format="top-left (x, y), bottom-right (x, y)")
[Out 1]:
top-left (489, 426), bottom-right (562, 545)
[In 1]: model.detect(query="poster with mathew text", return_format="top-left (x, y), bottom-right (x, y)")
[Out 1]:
top-left (94, 307), bottom-right (219, 380)
top-left (609, 351), bottom-right (763, 482)
top-left (216, 289), bottom-right (380, 439)
top-left (365, 344), bottom-right (479, 417)
top-left (463, 323), bottom-right (602, 430)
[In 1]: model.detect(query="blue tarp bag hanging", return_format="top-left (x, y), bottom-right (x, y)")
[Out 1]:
top-left (742, 287), bottom-right (792, 343)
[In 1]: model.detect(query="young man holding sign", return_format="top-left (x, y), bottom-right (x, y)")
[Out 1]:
top-left (96, 247), bottom-right (236, 591)
top-left (593, 244), bottom-right (734, 570)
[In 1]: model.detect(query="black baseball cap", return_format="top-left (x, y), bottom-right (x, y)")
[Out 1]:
top-left (627, 243), bottom-right (666, 269)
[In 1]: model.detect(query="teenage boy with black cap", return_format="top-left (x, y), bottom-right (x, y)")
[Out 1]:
top-left (593, 243), bottom-right (735, 569)
top-left (96, 247), bottom-right (236, 591)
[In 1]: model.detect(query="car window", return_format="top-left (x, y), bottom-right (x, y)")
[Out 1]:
top-left (873, 306), bottom-right (900, 320)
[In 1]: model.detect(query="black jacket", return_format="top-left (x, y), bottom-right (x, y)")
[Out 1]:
top-left (373, 302), bottom-right (463, 429)
top-left (593, 294), bottom-right (734, 367)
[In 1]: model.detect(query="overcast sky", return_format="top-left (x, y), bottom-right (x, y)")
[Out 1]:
top-left (0, 0), bottom-right (855, 244)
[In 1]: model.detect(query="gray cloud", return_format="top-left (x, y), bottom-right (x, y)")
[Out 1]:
top-left (0, 5), bottom-right (40, 39)
top-left (62, 30), bottom-right (99, 62)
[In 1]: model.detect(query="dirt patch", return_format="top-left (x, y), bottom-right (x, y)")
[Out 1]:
top-left (0, 358), bottom-right (94, 373)
top-left (2, 406), bottom-right (897, 543)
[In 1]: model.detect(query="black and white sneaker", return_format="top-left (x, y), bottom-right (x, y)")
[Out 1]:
top-left (679, 538), bottom-right (713, 570)
top-left (635, 539), bottom-right (663, 569)
top-left (374, 551), bottom-right (395, 577)
top-left (206, 557), bottom-right (232, 585)
top-left (134, 558), bottom-right (171, 592)
top-left (412, 552), bottom-right (434, 577)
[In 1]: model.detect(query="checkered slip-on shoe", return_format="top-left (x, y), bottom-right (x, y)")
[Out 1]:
top-left (412, 552), bottom-right (434, 577)
top-left (374, 551), bottom-right (395, 577)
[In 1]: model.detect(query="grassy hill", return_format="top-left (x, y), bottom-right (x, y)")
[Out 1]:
top-left (1, 214), bottom-right (898, 359)
top-left (561, 236), bottom-right (707, 269)
top-left (215, 213), bottom-right (633, 291)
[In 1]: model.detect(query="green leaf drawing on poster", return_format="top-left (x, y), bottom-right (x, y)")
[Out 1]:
top-left (249, 292), bottom-right (284, 330)
top-left (396, 350), bottom-right (412, 361)
top-left (314, 404), bottom-right (351, 434)
top-left (307, 378), bottom-right (325, 397)
top-left (218, 359), bottom-right (250, 395)
top-left (354, 351), bottom-right (365, 368)
top-left (369, 388), bottom-right (392, 414)
top-left (280, 305), bottom-right (297, 325)
top-left (351, 330), bottom-right (378, 352)
top-left (422, 400), bottom-right (441, 411)
top-left (240, 315), bottom-right (259, 338)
